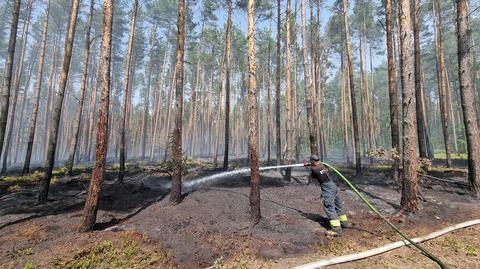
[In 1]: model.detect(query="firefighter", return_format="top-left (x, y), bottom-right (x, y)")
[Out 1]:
top-left (304, 155), bottom-right (351, 236)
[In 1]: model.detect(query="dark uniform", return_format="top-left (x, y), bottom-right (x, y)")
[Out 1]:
top-left (307, 156), bottom-right (349, 234)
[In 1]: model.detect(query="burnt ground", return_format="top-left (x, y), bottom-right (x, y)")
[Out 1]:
top-left (0, 160), bottom-right (479, 269)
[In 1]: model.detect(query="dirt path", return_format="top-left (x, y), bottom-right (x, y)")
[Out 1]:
top-left (0, 164), bottom-right (479, 268)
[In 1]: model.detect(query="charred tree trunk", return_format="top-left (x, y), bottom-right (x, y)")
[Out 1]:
top-left (213, 30), bottom-right (227, 167)
top-left (66, 0), bottom-right (94, 176)
top-left (247, 0), bottom-right (261, 224)
top-left (301, 0), bottom-right (318, 156)
top-left (39, 0), bottom-right (80, 202)
top-left (385, 0), bottom-right (400, 181)
top-left (81, 0), bottom-right (113, 231)
top-left (413, 0), bottom-right (428, 159)
top-left (142, 27), bottom-right (156, 160)
top-left (170, 0), bottom-right (186, 205)
top-left (275, 0), bottom-right (282, 166)
top-left (223, 0), bottom-right (232, 170)
top-left (267, 21), bottom-right (272, 165)
top-left (433, 0), bottom-right (452, 167)
top-left (342, 0), bottom-right (361, 175)
top-left (0, 0), bottom-right (21, 165)
top-left (119, 0), bottom-right (138, 183)
top-left (2, 0), bottom-right (32, 173)
top-left (398, 0), bottom-right (419, 212)
top-left (285, 0), bottom-right (293, 180)
top-left (456, 0), bottom-right (480, 197)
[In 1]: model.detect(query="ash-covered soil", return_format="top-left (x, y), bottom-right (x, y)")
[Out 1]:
top-left (0, 162), bottom-right (479, 269)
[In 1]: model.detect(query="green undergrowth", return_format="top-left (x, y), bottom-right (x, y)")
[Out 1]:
top-left (434, 151), bottom-right (468, 160)
top-left (47, 236), bottom-right (174, 269)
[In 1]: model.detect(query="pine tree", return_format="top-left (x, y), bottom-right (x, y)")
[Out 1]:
top-left (81, 0), bottom-right (114, 231)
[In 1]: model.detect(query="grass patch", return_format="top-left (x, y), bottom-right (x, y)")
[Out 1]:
top-left (1, 171), bottom-right (44, 185)
top-left (434, 151), bottom-right (468, 160)
top-left (48, 236), bottom-right (173, 269)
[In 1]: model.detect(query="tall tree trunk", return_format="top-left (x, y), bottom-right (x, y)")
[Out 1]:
top-left (119, 0), bottom-right (138, 183)
top-left (421, 66), bottom-right (434, 159)
top-left (42, 31), bottom-right (59, 161)
top-left (2, 0), bottom-right (32, 173)
top-left (223, 0), bottom-right (232, 170)
top-left (267, 21), bottom-right (272, 165)
top-left (413, 0), bottom-right (428, 159)
top-left (275, 0), bottom-right (282, 166)
top-left (14, 51), bottom-right (35, 164)
top-left (66, 0), bottom-right (94, 176)
top-left (81, 0), bottom-right (113, 231)
top-left (85, 62), bottom-right (99, 163)
top-left (0, 0), bottom-right (21, 165)
top-left (247, 0), bottom-right (260, 224)
top-left (398, 0), bottom-right (419, 212)
top-left (285, 0), bottom-right (293, 180)
top-left (150, 47), bottom-right (168, 160)
top-left (162, 70), bottom-right (175, 162)
top-left (39, 0), bottom-right (80, 202)
top-left (170, 0), bottom-right (186, 205)
top-left (142, 27), bottom-right (156, 160)
top-left (340, 46), bottom-right (349, 164)
top-left (385, 0), bottom-right (400, 181)
top-left (433, 0), bottom-right (452, 167)
top-left (342, 0), bottom-right (361, 175)
top-left (456, 0), bottom-right (480, 197)
top-left (213, 29), bottom-right (227, 167)
top-left (301, 0), bottom-right (318, 156)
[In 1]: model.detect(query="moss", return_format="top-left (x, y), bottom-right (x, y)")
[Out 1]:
top-left (21, 263), bottom-right (37, 269)
top-left (442, 235), bottom-right (461, 252)
top-left (465, 245), bottom-right (478, 257)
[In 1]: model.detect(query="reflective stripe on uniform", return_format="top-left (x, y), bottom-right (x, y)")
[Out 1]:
top-left (339, 214), bottom-right (348, 222)
top-left (329, 219), bottom-right (340, 227)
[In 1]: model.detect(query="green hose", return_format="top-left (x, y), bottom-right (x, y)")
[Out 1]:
top-left (320, 162), bottom-right (449, 269)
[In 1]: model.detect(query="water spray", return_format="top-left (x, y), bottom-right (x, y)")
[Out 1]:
top-left (184, 161), bottom-right (448, 268)
top-left (319, 162), bottom-right (449, 269)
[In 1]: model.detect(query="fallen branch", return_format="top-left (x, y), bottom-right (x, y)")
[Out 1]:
top-left (292, 219), bottom-right (480, 269)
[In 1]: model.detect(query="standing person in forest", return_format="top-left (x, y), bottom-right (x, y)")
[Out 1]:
top-left (304, 155), bottom-right (350, 236)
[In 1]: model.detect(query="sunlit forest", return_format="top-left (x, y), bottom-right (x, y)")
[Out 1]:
top-left (0, 0), bottom-right (479, 268)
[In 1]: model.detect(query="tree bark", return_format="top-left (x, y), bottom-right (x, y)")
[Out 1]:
top-left (223, 0), bottom-right (232, 170)
top-left (456, 0), bottom-right (480, 197)
top-left (301, 0), bottom-right (318, 156)
top-left (81, 0), bottom-right (113, 231)
top-left (170, 0), bottom-right (186, 205)
top-left (150, 47), bottom-right (168, 160)
top-left (39, 0), bottom-right (80, 202)
top-left (23, 0), bottom-right (50, 174)
top-left (119, 0), bottom-right (138, 183)
top-left (342, 0), bottom-right (361, 175)
top-left (142, 27), bottom-right (156, 160)
top-left (285, 0), bottom-right (293, 180)
top-left (413, 0), bottom-right (428, 159)
top-left (432, 0), bottom-right (452, 167)
top-left (66, 0), bottom-right (94, 176)
top-left (385, 0), bottom-right (400, 181)
top-left (213, 28), bottom-right (227, 167)
top-left (267, 21), bottom-right (272, 165)
top-left (2, 0), bottom-right (32, 173)
top-left (398, 0), bottom-right (419, 212)
top-left (0, 0), bottom-right (21, 165)
top-left (275, 0), bottom-right (282, 166)
top-left (247, 0), bottom-right (260, 224)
